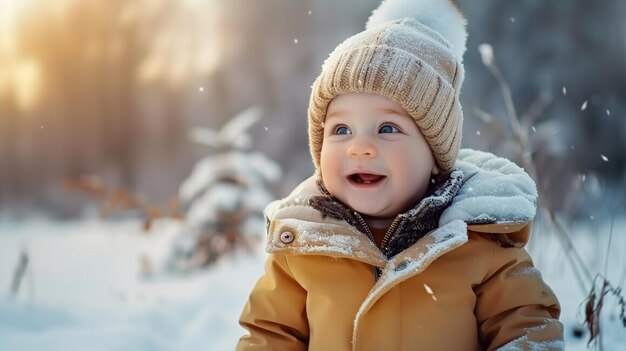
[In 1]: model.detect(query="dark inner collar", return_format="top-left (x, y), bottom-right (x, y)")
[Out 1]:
top-left (310, 170), bottom-right (464, 258)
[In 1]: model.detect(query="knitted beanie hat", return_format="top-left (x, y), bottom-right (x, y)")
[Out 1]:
top-left (308, 0), bottom-right (468, 174)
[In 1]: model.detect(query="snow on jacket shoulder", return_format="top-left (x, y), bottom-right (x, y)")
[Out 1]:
top-left (237, 149), bottom-right (564, 351)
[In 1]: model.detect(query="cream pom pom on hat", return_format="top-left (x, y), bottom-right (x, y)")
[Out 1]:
top-left (308, 0), bottom-right (468, 174)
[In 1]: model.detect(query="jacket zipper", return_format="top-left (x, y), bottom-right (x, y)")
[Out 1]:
top-left (353, 211), bottom-right (402, 254)
top-left (354, 211), bottom-right (403, 283)
top-left (353, 211), bottom-right (382, 282)
top-left (353, 211), bottom-right (375, 243)
top-left (379, 217), bottom-right (401, 255)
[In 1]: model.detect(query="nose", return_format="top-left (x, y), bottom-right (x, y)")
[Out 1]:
top-left (347, 138), bottom-right (377, 158)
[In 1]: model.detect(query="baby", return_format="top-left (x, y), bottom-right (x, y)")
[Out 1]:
top-left (237, 0), bottom-right (564, 350)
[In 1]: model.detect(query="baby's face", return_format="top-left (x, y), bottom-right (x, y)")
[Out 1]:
top-left (320, 93), bottom-right (438, 226)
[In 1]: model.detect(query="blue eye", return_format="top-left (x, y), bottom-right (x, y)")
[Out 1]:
top-left (335, 126), bottom-right (351, 135)
top-left (379, 124), bottom-right (400, 134)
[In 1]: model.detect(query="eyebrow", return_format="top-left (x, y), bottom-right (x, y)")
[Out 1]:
top-left (326, 110), bottom-right (348, 119)
top-left (375, 107), bottom-right (404, 115)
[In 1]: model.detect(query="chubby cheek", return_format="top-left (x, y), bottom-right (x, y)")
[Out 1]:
top-left (320, 143), bottom-right (344, 192)
top-left (388, 149), bottom-right (433, 192)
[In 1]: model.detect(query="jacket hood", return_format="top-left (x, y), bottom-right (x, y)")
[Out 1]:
top-left (440, 149), bottom-right (537, 226)
top-left (265, 149), bottom-right (538, 249)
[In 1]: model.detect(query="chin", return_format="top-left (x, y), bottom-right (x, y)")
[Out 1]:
top-left (350, 205), bottom-right (377, 216)
top-left (352, 205), bottom-right (389, 217)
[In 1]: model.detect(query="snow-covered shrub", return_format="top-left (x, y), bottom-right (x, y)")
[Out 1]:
top-left (165, 107), bottom-right (281, 272)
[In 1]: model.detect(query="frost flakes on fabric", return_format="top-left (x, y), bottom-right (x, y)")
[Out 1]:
top-left (440, 149), bottom-right (538, 226)
top-left (509, 266), bottom-right (543, 279)
top-left (295, 232), bottom-right (359, 256)
top-left (266, 218), bottom-right (374, 260)
top-left (496, 339), bottom-right (565, 351)
top-left (496, 323), bottom-right (564, 351)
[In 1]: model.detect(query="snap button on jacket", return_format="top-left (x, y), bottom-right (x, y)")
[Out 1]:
top-left (280, 231), bottom-right (295, 244)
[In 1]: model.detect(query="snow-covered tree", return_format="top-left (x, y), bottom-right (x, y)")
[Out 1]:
top-left (165, 107), bottom-right (281, 272)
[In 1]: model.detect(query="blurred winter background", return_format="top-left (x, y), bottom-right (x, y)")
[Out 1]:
top-left (1, 0), bottom-right (625, 350)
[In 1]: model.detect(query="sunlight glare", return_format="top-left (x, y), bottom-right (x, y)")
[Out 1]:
top-left (14, 60), bottom-right (41, 111)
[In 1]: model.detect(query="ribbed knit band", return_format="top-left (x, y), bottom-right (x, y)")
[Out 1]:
top-left (308, 18), bottom-right (464, 174)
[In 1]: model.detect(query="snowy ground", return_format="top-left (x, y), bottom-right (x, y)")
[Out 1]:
top-left (0, 216), bottom-right (624, 350)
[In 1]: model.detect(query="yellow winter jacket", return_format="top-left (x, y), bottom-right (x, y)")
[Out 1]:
top-left (237, 149), bottom-right (564, 351)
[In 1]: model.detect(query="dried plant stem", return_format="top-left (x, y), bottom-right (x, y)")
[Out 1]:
top-left (604, 214), bottom-right (615, 279)
top-left (10, 249), bottom-right (29, 296)
top-left (484, 47), bottom-right (626, 347)
top-left (62, 176), bottom-right (184, 231)
top-left (486, 59), bottom-right (593, 296)
top-left (619, 267), bottom-right (626, 291)
top-left (584, 273), bottom-right (626, 349)
top-left (484, 63), bottom-right (526, 145)
top-left (521, 92), bottom-right (553, 125)
top-left (597, 279), bottom-right (608, 350)
top-left (542, 207), bottom-right (593, 295)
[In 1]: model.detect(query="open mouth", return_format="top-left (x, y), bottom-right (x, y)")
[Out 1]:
top-left (348, 173), bottom-right (386, 185)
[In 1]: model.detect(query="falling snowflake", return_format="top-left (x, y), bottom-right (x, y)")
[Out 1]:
top-left (478, 43), bottom-right (494, 66)
top-left (601, 154), bottom-right (609, 162)
top-left (263, 126), bottom-right (269, 131)
top-left (423, 284), bottom-right (437, 301)
top-left (198, 87), bottom-right (205, 92)
top-left (562, 86), bottom-right (567, 95)
top-left (581, 100), bottom-right (588, 111)
top-left (476, 130), bottom-right (481, 136)
top-left (590, 215), bottom-right (595, 220)
top-left (294, 38), bottom-right (298, 44)
top-left (582, 174), bottom-right (586, 182)
top-left (606, 109), bottom-right (611, 116)
top-left (510, 17), bottom-right (516, 23)
top-left (308, 10), bottom-right (312, 15)
top-left (532, 126), bottom-right (536, 132)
